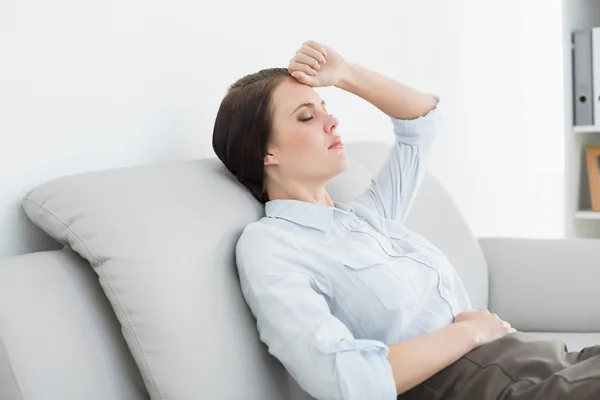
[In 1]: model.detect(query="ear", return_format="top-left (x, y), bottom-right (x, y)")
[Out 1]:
top-left (264, 151), bottom-right (279, 166)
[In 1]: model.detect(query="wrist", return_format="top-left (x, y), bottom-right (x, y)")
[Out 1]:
top-left (335, 61), bottom-right (357, 91)
top-left (455, 321), bottom-right (482, 349)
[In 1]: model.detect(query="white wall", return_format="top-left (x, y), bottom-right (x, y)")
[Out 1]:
top-left (0, 0), bottom-right (565, 259)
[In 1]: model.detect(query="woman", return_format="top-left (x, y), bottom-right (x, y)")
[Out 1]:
top-left (212, 41), bottom-right (600, 399)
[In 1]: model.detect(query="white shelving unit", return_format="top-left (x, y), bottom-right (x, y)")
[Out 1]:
top-left (563, 0), bottom-right (600, 238)
top-left (575, 210), bottom-right (600, 219)
top-left (574, 126), bottom-right (600, 133)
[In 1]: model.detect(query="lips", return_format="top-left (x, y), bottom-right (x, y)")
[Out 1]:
top-left (328, 137), bottom-right (344, 149)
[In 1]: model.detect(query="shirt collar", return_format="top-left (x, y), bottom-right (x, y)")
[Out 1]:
top-left (265, 199), bottom-right (353, 232)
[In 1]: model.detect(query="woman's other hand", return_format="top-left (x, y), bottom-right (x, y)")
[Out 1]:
top-left (288, 40), bottom-right (347, 87)
top-left (454, 308), bottom-right (516, 347)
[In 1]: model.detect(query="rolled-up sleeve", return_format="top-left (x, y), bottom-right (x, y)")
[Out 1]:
top-left (236, 227), bottom-right (397, 400)
top-left (353, 96), bottom-right (441, 222)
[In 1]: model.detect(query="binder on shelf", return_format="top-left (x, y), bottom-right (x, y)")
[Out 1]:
top-left (573, 29), bottom-right (594, 125)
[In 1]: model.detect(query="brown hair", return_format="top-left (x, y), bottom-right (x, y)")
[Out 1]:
top-left (212, 68), bottom-right (291, 203)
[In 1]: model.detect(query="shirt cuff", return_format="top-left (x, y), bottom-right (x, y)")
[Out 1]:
top-left (333, 339), bottom-right (398, 400)
top-left (391, 94), bottom-right (442, 146)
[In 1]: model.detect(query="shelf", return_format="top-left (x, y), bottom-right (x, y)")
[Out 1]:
top-left (574, 126), bottom-right (600, 133)
top-left (575, 210), bottom-right (600, 219)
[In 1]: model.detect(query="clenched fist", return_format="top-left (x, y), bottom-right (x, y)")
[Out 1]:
top-left (288, 40), bottom-right (347, 87)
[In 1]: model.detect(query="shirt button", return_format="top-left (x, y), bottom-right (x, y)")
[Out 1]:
top-left (443, 288), bottom-right (450, 296)
top-left (350, 220), bottom-right (364, 229)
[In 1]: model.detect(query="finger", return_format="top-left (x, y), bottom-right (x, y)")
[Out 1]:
top-left (291, 71), bottom-right (317, 86)
top-left (491, 313), bottom-right (499, 319)
top-left (478, 308), bottom-right (490, 314)
top-left (291, 53), bottom-right (322, 71)
top-left (299, 43), bottom-right (327, 64)
top-left (303, 40), bottom-right (327, 56)
top-left (289, 61), bottom-right (317, 76)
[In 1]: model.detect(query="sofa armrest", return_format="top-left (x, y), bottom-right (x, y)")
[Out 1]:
top-left (479, 237), bottom-right (600, 332)
top-left (0, 249), bottom-right (147, 400)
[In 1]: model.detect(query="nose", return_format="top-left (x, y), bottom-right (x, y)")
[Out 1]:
top-left (324, 114), bottom-right (339, 134)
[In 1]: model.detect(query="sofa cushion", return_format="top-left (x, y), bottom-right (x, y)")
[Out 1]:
top-left (0, 249), bottom-right (147, 400)
top-left (23, 159), bottom-right (290, 400)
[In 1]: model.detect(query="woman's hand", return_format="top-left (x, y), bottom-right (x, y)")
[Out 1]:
top-left (288, 40), bottom-right (347, 87)
top-left (454, 308), bottom-right (516, 347)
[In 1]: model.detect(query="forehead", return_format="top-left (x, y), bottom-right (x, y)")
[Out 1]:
top-left (271, 79), bottom-right (323, 114)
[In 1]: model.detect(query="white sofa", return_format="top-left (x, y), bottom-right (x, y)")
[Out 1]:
top-left (1, 141), bottom-right (600, 400)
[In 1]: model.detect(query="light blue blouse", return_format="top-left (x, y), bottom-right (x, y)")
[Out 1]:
top-left (235, 97), bottom-right (472, 400)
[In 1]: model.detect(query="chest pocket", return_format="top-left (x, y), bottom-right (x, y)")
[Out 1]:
top-left (387, 224), bottom-right (443, 256)
top-left (338, 250), bottom-right (415, 310)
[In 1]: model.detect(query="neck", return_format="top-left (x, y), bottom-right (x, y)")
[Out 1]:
top-left (266, 179), bottom-right (333, 207)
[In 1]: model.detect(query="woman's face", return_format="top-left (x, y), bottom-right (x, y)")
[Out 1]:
top-left (265, 78), bottom-right (348, 184)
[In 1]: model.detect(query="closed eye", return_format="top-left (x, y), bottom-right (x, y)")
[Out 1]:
top-left (291, 100), bottom-right (328, 118)
top-left (299, 115), bottom-right (314, 122)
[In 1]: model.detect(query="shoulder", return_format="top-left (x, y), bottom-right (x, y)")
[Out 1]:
top-left (236, 217), bottom-right (333, 298)
top-left (237, 217), bottom-right (297, 249)
top-left (236, 217), bottom-right (299, 271)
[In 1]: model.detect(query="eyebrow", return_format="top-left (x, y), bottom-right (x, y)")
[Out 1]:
top-left (290, 100), bottom-right (327, 115)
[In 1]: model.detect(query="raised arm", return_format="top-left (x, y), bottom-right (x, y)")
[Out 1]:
top-left (350, 97), bottom-right (441, 221)
top-left (336, 62), bottom-right (438, 120)
top-left (289, 40), bottom-right (440, 220)
top-left (335, 61), bottom-right (439, 220)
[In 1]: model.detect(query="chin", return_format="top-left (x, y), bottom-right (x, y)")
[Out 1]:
top-left (314, 154), bottom-right (349, 181)
top-left (331, 157), bottom-right (349, 176)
